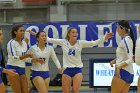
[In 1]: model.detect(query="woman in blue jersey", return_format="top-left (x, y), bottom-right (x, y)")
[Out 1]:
top-left (28, 31), bottom-right (62, 93)
top-left (6, 25), bottom-right (44, 93)
top-left (45, 27), bottom-right (113, 93)
top-left (110, 20), bottom-right (135, 93)
top-left (135, 24), bottom-right (140, 93)
top-left (0, 29), bottom-right (17, 93)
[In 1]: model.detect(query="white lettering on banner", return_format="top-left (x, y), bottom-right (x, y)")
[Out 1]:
top-left (43, 25), bottom-right (59, 38)
top-left (25, 26), bottom-right (39, 47)
top-left (96, 24), bottom-right (113, 47)
top-left (78, 25), bottom-right (87, 40)
top-left (24, 22), bottom-right (140, 47)
top-left (60, 25), bottom-right (69, 39)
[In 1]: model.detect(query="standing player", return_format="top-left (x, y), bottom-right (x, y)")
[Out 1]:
top-left (0, 29), bottom-right (17, 93)
top-left (110, 20), bottom-right (135, 93)
top-left (135, 24), bottom-right (140, 93)
top-left (46, 27), bottom-right (113, 93)
top-left (28, 31), bottom-right (62, 93)
top-left (6, 25), bottom-right (44, 93)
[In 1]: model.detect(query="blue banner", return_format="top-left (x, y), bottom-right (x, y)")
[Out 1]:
top-left (24, 21), bottom-right (140, 47)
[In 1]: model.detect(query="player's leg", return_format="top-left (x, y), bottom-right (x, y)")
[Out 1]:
top-left (32, 76), bottom-right (48, 93)
top-left (20, 74), bottom-right (29, 93)
top-left (138, 76), bottom-right (140, 93)
top-left (62, 74), bottom-right (72, 93)
top-left (8, 74), bottom-right (22, 93)
top-left (44, 78), bottom-right (50, 93)
top-left (72, 73), bottom-right (83, 93)
top-left (111, 76), bottom-right (126, 93)
top-left (0, 82), bottom-right (5, 93)
top-left (121, 83), bottom-right (130, 93)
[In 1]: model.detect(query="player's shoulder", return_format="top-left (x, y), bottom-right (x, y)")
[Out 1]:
top-left (22, 40), bottom-right (28, 45)
top-left (124, 36), bottom-right (131, 40)
top-left (30, 44), bottom-right (37, 48)
top-left (7, 39), bottom-right (16, 45)
top-left (123, 36), bottom-right (132, 42)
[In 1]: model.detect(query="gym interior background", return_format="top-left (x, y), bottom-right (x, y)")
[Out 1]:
top-left (0, 0), bottom-right (140, 92)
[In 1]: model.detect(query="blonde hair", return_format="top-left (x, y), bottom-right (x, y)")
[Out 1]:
top-left (65, 27), bottom-right (76, 40)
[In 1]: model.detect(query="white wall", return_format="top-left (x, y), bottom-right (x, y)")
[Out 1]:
top-left (67, 3), bottom-right (140, 21)
top-left (1, 0), bottom-right (140, 23)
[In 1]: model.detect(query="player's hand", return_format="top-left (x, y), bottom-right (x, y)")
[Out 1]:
top-left (31, 58), bottom-right (45, 64)
top-left (58, 68), bottom-right (63, 74)
top-left (104, 32), bottom-right (113, 41)
top-left (110, 59), bottom-right (116, 67)
top-left (25, 53), bottom-right (33, 58)
top-left (3, 69), bottom-right (18, 77)
top-left (115, 66), bottom-right (121, 78)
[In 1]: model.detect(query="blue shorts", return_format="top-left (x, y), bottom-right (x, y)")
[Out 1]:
top-left (31, 70), bottom-right (49, 80)
top-left (0, 74), bottom-right (2, 84)
top-left (6, 65), bottom-right (25, 75)
top-left (115, 69), bottom-right (134, 84)
top-left (63, 68), bottom-right (82, 77)
top-left (25, 62), bottom-right (32, 66)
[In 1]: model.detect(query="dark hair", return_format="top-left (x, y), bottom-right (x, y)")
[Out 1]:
top-left (65, 27), bottom-right (77, 40)
top-left (11, 25), bottom-right (24, 38)
top-left (118, 20), bottom-right (135, 55)
top-left (36, 31), bottom-right (46, 42)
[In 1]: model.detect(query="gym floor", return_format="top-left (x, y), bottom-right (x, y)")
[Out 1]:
top-left (5, 86), bottom-right (137, 93)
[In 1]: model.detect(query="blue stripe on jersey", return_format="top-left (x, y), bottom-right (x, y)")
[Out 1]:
top-left (124, 38), bottom-right (129, 53)
top-left (10, 39), bottom-right (14, 56)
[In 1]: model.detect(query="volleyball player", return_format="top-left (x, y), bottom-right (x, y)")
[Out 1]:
top-left (6, 25), bottom-right (44, 93)
top-left (0, 29), bottom-right (17, 93)
top-left (47, 27), bottom-right (113, 93)
top-left (135, 24), bottom-right (140, 93)
top-left (110, 20), bottom-right (135, 93)
top-left (28, 31), bottom-right (62, 93)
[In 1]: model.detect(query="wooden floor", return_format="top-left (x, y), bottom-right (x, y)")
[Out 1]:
top-left (5, 86), bottom-right (137, 93)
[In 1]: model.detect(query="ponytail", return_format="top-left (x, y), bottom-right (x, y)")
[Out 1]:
top-left (129, 28), bottom-right (135, 55)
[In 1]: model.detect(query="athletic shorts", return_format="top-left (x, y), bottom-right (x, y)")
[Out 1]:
top-left (25, 62), bottom-right (32, 66)
top-left (63, 67), bottom-right (82, 77)
top-left (6, 65), bottom-right (25, 75)
top-left (31, 70), bottom-right (49, 80)
top-left (115, 69), bottom-right (134, 83)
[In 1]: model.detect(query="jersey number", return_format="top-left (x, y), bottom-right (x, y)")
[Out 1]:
top-left (22, 52), bottom-right (26, 56)
top-left (68, 49), bottom-right (75, 56)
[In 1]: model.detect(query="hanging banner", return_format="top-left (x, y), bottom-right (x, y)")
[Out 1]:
top-left (24, 21), bottom-right (140, 47)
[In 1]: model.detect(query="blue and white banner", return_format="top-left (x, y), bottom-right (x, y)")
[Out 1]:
top-left (24, 21), bottom-right (140, 47)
